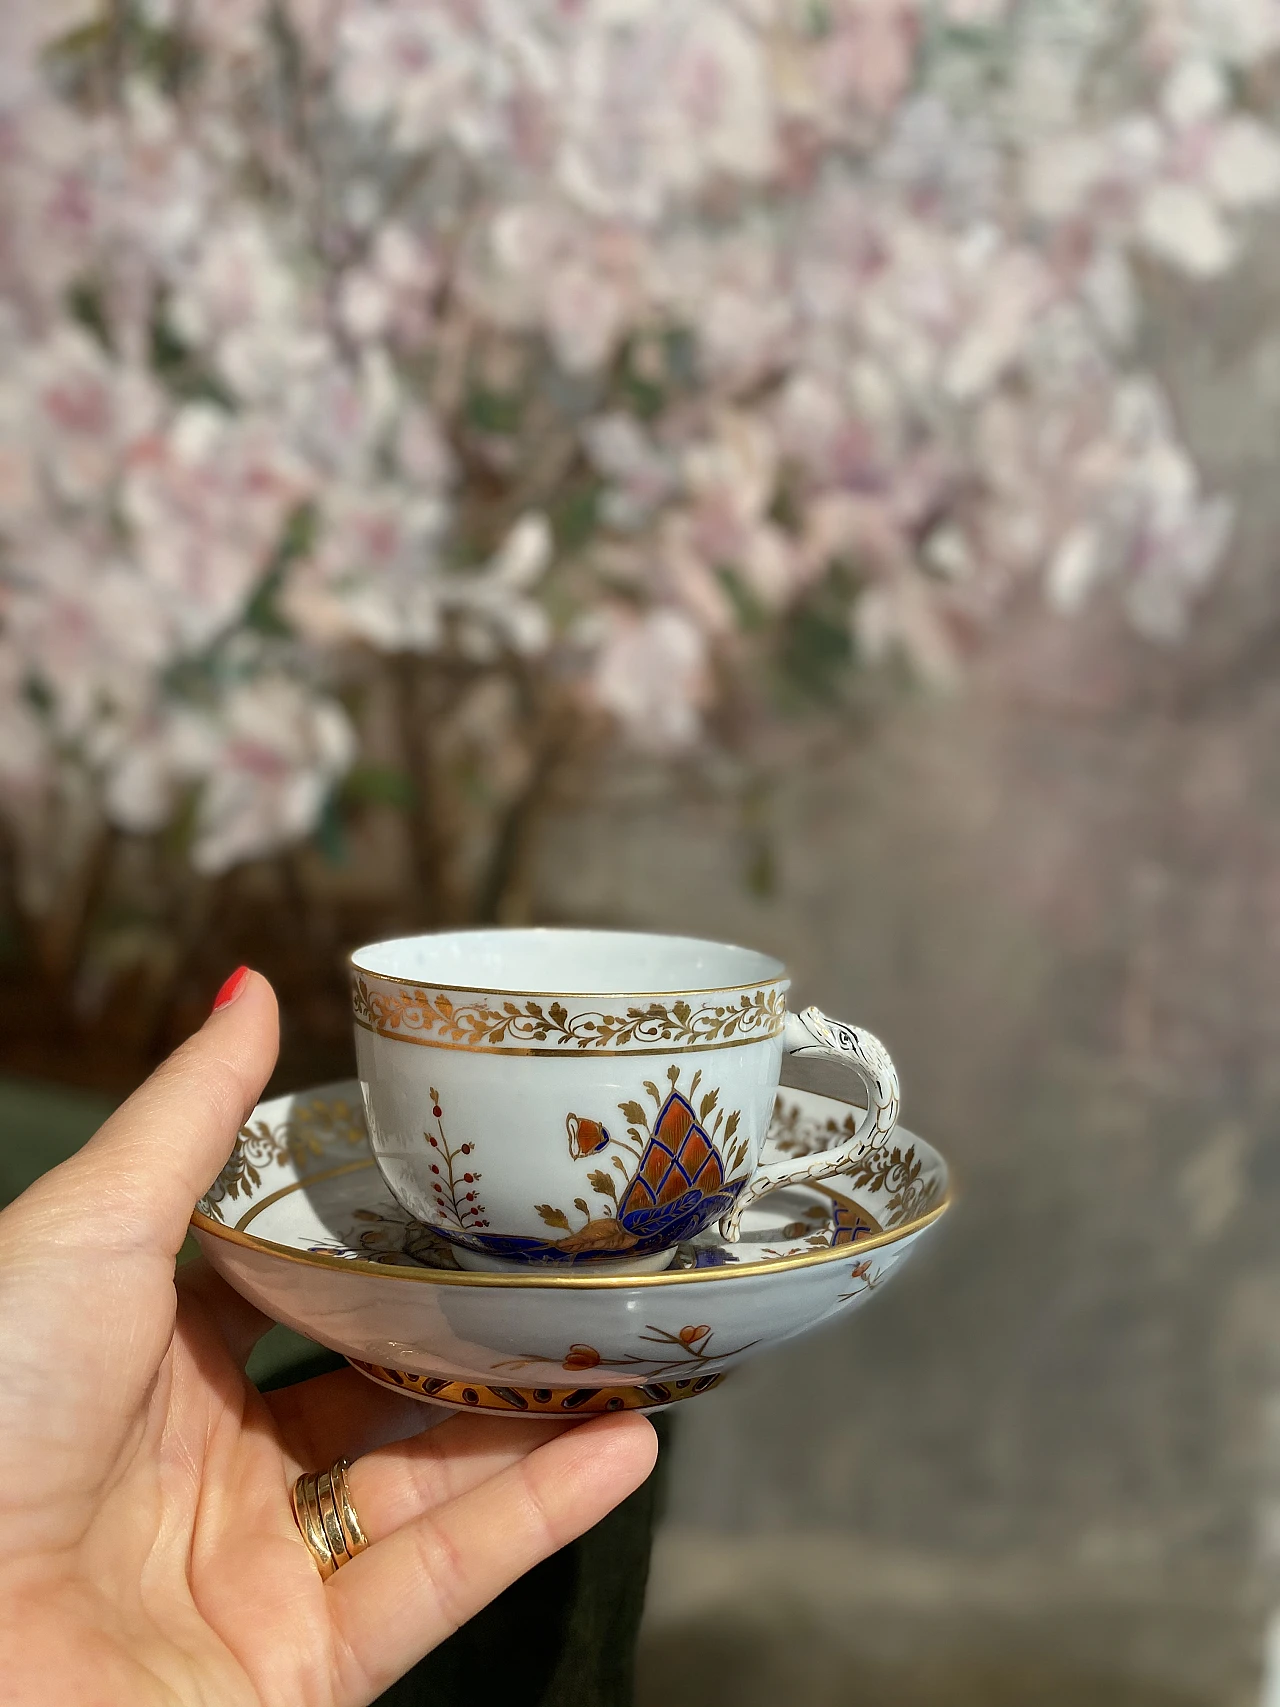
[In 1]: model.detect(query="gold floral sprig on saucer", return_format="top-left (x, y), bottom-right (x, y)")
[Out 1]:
top-left (199, 1092), bottom-right (367, 1223)
top-left (770, 1102), bottom-right (942, 1230)
top-left (352, 977), bottom-right (786, 1054)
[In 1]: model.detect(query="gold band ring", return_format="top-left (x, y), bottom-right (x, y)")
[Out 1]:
top-left (289, 1457), bottom-right (370, 1580)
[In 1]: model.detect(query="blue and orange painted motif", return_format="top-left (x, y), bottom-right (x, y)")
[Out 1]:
top-left (422, 1078), bottom-right (748, 1266)
top-left (829, 1198), bottom-right (874, 1245)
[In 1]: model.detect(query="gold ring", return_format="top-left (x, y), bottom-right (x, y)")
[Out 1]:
top-left (289, 1458), bottom-right (370, 1579)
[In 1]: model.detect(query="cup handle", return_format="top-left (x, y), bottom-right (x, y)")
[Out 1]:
top-left (719, 1006), bottom-right (901, 1241)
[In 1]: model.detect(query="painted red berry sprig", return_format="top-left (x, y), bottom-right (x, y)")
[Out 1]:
top-left (422, 1089), bottom-right (489, 1232)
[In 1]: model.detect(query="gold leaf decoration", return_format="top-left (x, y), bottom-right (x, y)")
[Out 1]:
top-left (352, 977), bottom-right (786, 1053)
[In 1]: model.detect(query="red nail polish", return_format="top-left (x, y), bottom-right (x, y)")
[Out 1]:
top-left (211, 966), bottom-right (250, 1013)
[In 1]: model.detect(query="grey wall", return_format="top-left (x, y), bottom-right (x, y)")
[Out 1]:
top-left (537, 240), bottom-right (1280, 1705)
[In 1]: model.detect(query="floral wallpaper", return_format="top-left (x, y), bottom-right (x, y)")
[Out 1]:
top-left (0, 0), bottom-right (1277, 891)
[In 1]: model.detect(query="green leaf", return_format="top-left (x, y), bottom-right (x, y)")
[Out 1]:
top-left (551, 482), bottom-right (600, 553)
top-left (744, 835), bottom-right (778, 900)
top-left (775, 584), bottom-right (855, 705)
top-left (148, 305), bottom-right (234, 409)
top-left (716, 566), bottom-right (768, 633)
top-left (536, 1204), bottom-right (571, 1231)
top-left (465, 388), bottom-right (522, 435)
top-left (313, 794), bottom-right (348, 867)
top-left (66, 277), bottom-right (113, 353)
top-left (341, 764), bottom-right (417, 811)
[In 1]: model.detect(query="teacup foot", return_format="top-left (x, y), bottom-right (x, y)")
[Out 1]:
top-left (449, 1245), bottom-right (678, 1276)
top-left (348, 1358), bottom-right (726, 1415)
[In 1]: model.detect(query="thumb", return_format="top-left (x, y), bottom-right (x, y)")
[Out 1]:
top-left (39, 968), bottom-right (280, 1259)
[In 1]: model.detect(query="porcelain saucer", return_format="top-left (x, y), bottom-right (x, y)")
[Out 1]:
top-left (192, 1081), bottom-right (950, 1416)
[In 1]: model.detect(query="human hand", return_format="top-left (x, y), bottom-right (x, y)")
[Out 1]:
top-left (0, 970), bottom-right (658, 1705)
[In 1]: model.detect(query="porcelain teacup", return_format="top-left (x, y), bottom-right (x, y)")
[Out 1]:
top-left (350, 927), bottom-right (901, 1273)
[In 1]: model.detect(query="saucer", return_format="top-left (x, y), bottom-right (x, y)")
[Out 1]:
top-left (192, 1080), bottom-right (950, 1416)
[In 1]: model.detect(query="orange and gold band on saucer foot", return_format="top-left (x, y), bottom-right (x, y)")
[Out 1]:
top-left (348, 1357), bottom-right (725, 1415)
top-left (290, 1457), bottom-right (370, 1579)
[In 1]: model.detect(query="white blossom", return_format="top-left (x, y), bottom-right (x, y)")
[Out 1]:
top-left (122, 406), bottom-right (313, 650)
top-left (0, 0), bottom-right (1268, 872)
top-left (588, 606), bottom-right (709, 750)
top-left (283, 485), bottom-right (449, 653)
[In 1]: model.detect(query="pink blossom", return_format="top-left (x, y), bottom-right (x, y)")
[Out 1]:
top-left (855, 574), bottom-right (961, 687)
top-left (557, 1), bottom-right (774, 224)
top-left (0, 0), bottom-right (1263, 877)
top-left (582, 414), bottom-right (676, 530)
top-left (122, 407), bottom-right (314, 650)
top-left (22, 328), bottom-right (162, 506)
top-left (183, 0), bottom-right (272, 56)
top-left (1143, 0), bottom-right (1280, 69)
top-left (587, 605), bottom-right (709, 750)
top-left (3, 533), bottom-right (174, 735)
top-left (169, 214), bottom-right (323, 401)
top-left (280, 347), bottom-right (399, 482)
top-left (0, 98), bottom-right (104, 313)
top-left (337, 224), bottom-right (440, 345)
top-left (283, 484), bottom-right (449, 653)
top-left (1206, 116), bottom-right (1280, 207)
top-left (1138, 181), bottom-right (1237, 275)
top-left (0, 378), bottom-right (38, 529)
top-left (192, 679), bottom-right (356, 874)
top-left (809, 0), bottom-right (920, 128)
top-left (461, 199), bottom-right (648, 372)
top-left (441, 513), bottom-right (554, 660)
top-left (335, 6), bottom-right (493, 153)
top-left (102, 677), bottom-right (355, 872)
top-left (655, 224), bottom-right (792, 392)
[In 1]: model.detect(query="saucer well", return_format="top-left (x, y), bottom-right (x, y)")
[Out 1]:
top-left (192, 1080), bottom-right (950, 1416)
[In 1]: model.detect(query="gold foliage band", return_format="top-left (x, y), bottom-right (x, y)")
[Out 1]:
top-left (351, 975), bottom-right (786, 1054)
top-left (349, 1359), bottom-right (725, 1412)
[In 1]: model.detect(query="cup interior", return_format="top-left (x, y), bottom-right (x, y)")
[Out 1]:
top-left (350, 927), bottom-right (785, 996)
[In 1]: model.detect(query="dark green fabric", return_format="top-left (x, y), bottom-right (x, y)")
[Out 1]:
top-left (376, 1431), bottom-right (666, 1707)
top-left (0, 1074), bottom-right (115, 1200)
top-left (0, 1074), bottom-right (661, 1706)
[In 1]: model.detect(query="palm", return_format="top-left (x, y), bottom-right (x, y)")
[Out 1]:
top-left (0, 975), bottom-right (655, 1707)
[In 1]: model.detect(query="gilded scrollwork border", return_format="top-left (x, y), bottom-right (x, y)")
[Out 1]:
top-left (351, 974), bottom-right (787, 1054)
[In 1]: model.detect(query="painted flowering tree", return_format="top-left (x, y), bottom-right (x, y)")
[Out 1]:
top-left (1, 0), bottom-right (1278, 1058)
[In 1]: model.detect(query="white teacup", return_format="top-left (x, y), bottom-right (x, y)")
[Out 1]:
top-left (351, 928), bottom-right (900, 1274)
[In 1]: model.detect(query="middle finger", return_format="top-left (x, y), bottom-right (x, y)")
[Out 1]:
top-left (346, 1410), bottom-right (575, 1542)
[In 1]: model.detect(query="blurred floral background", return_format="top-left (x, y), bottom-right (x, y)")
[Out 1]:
top-left (5, 1), bottom-right (1280, 1701)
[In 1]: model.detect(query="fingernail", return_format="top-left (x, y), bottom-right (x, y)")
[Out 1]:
top-left (211, 966), bottom-right (251, 1013)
